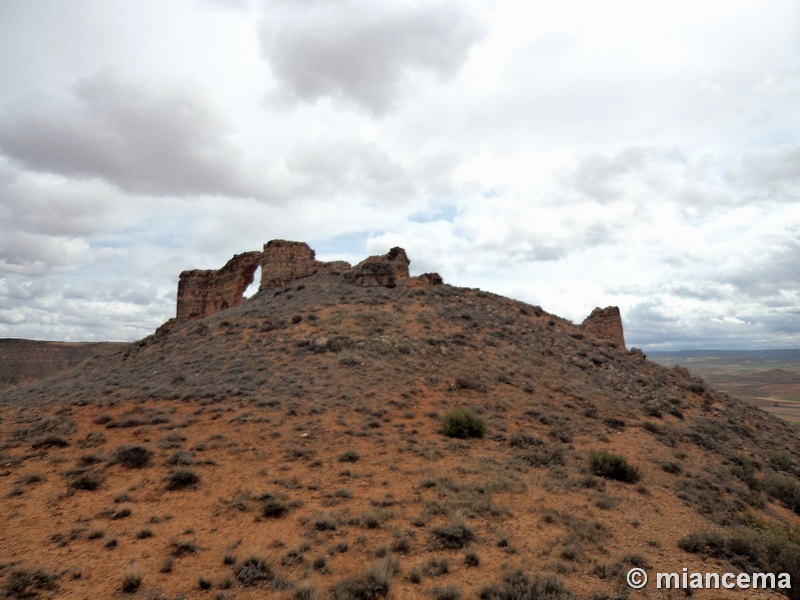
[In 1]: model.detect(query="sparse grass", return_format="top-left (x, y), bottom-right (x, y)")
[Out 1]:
top-left (589, 450), bottom-right (640, 483)
top-left (433, 586), bottom-right (462, 600)
top-left (329, 557), bottom-right (400, 600)
top-left (455, 376), bottom-right (489, 393)
top-left (121, 572), bottom-right (142, 593)
top-left (262, 498), bottom-right (290, 518)
top-left (6, 251), bottom-right (800, 600)
top-left (465, 550), bottom-right (480, 567)
top-left (294, 586), bottom-right (321, 600)
top-left (762, 473), bottom-right (800, 515)
top-left (158, 432), bottom-right (186, 449)
top-left (170, 539), bottom-right (200, 556)
top-left (313, 556), bottom-right (329, 573)
top-left (422, 558), bottom-right (449, 577)
top-left (430, 523), bottom-right (476, 549)
top-left (111, 444), bottom-right (153, 468)
top-left (165, 450), bottom-right (194, 466)
top-left (362, 508), bottom-right (383, 529)
top-left (313, 512), bottom-right (338, 531)
top-left (165, 468), bottom-right (200, 490)
top-left (16, 473), bottom-right (43, 485)
top-left (339, 449), bottom-right (361, 462)
top-left (234, 556), bottom-right (274, 586)
top-left (66, 469), bottom-right (104, 491)
top-left (112, 507), bottom-right (132, 519)
top-left (479, 570), bottom-right (575, 599)
top-left (678, 526), bottom-right (800, 599)
top-left (2, 568), bottom-right (58, 598)
top-left (390, 536), bottom-right (411, 555)
top-left (441, 407), bottom-right (486, 439)
top-left (509, 433), bottom-right (543, 448)
top-left (31, 434), bottom-right (69, 449)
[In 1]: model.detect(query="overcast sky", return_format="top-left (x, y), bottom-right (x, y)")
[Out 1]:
top-left (1, 0), bottom-right (798, 349)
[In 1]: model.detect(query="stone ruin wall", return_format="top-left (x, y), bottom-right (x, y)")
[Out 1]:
top-left (174, 240), bottom-right (442, 323)
top-left (175, 251), bottom-right (263, 322)
top-left (581, 306), bottom-right (626, 350)
top-left (173, 240), bottom-right (626, 349)
top-left (260, 240), bottom-right (350, 288)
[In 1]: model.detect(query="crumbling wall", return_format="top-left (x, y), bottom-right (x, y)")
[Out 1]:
top-left (174, 241), bottom-right (442, 324)
top-left (409, 272), bottom-right (443, 287)
top-left (346, 247), bottom-right (410, 287)
top-left (260, 240), bottom-right (350, 288)
top-left (176, 251), bottom-right (263, 322)
top-left (581, 306), bottom-right (626, 350)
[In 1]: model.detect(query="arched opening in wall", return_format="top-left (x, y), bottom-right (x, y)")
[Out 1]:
top-left (243, 266), bottom-right (261, 299)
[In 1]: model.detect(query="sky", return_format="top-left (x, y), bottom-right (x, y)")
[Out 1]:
top-left (1, 0), bottom-right (799, 350)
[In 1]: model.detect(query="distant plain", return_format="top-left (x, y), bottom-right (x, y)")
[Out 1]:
top-left (649, 350), bottom-right (800, 424)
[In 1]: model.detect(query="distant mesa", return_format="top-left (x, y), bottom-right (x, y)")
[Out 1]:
top-left (171, 239), bottom-right (624, 351)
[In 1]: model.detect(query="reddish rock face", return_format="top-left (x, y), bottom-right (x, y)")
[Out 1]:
top-left (176, 251), bottom-right (262, 323)
top-left (261, 240), bottom-right (317, 287)
top-left (410, 272), bottom-right (443, 287)
top-left (346, 247), bottom-right (410, 287)
top-left (174, 242), bottom-right (442, 324)
top-left (581, 306), bottom-right (626, 350)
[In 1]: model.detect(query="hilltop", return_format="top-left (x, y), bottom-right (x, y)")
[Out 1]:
top-left (1, 241), bottom-right (799, 600)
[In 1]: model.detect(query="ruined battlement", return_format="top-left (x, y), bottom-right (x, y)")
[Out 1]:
top-left (176, 251), bottom-right (263, 322)
top-left (174, 240), bottom-right (441, 323)
top-left (173, 242), bottom-right (627, 350)
top-left (581, 306), bottom-right (626, 350)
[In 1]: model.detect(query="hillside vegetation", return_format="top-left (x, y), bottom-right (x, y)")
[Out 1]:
top-left (2, 274), bottom-right (799, 599)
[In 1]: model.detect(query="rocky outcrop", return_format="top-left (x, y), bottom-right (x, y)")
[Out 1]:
top-left (261, 240), bottom-right (350, 288)
top-left (176, 251), bottom-right (262, 322)
top-left (174, 241), bottom-right (444, 324)
top-left (410, 272), bottom-right (443, 287)
top-left (581, 306), bottom-right (626, 350)
top-left (346, 247), bottom-right (410, 287)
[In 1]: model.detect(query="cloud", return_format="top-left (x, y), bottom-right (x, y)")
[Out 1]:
top-left (0, 72), bottom-right (257, 197)
top-left (0, 272), bottom-right (172, 341)
top-left (259, 0), bottom-right (487, 114)
top-left (723, 238), bottom-right (800, 299)
top-left (0, 0), bottom-right (798, 350)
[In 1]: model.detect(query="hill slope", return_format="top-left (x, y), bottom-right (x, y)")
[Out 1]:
top-left (1, 247), bottom-right (799, 599)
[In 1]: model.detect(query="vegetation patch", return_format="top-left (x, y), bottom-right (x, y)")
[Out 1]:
top-left (430, 523), bottom-right (476, 549)
top-left (329, 557), bottom-right (399, 600)
top-left (589, 450), bottom-right (640, 483)
top-left (479, 570), bottom-right (575, 599)
top-left (441, 407), bottom-right (486, 439)
top-left (234, 557), bottom-right (274, 586)
top-left (262, 498), bottom-right (291, 518)
top-left (165, 469), bottom-right (200, 490)
top-left (762, 474), bottom-right (800, 515)
top-left (121, 572), bottom-right (142, 593)
top-left (678, 525), bottom-right (800, 599)
top-left (66, 469), bottom-right (104, 491)
top-left (111, 444), bottom-right (153, 469)
top-left (2, 568), bottom-right (58, 598)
